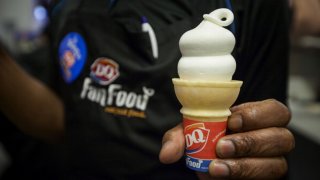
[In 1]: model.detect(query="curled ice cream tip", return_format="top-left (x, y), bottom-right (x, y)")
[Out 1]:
top-left (203, 8), bottom-right (234, 27)
top-left (178, 8), bottom-right (236, 81)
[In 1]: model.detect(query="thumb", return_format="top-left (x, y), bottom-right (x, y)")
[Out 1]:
top-left (159, 123), bottom-right (185, 164)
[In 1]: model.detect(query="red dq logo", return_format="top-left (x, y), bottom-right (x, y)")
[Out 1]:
top-left (90, 58), bottom-right (120, 85)
top-left (185, 123), bottom-right (210, 154)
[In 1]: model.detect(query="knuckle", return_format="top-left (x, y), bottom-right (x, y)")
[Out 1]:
top-left (265, 127), bottom-right (295, 155)
top-left (241, 105), bottom-right (258, 123)
top-left (227, 159), bottom-right (257, 179)
top-left (281, 128), bottom-right (296, 152)
top-left (284, 108), bottom-right (292, 125)
top-left (278, 105), bottom-right (291, 125)
top-left (162, 124), bottom-right (185, 147)
top-left (227, 157), bottom-right (288, 179)
top-left (162, 131), bottom-right (174, 144)
top-left (163, 127), bottom-right (180, 143)
top-left (163, 124), bottom-right (182, 141)
top-left (282, 110), bottom-right (292, 126)
top-left (268, 157), bottom-right (288, 178)
top-left (279, 157), bottom-right (289, 175)
top-left (231, 135), bottom-right (256, 157)
top-left (266, 98), bottom-right (278, 105)
top-left (268, 99), bottom-right (291, 125)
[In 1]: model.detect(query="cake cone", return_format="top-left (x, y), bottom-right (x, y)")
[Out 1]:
top-left (173, 78), bottom-right (242, 172)
top-left (173, 8), bottom-right (242, 172)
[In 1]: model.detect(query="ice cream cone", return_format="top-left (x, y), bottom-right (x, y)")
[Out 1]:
top-left (172, 8), bottom-right (243, 172)
top-left (173, 78), bottom-right (242, 172)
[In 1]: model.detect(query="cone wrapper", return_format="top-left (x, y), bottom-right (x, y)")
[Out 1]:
top-left (173, 78), bottom-right (242, 172)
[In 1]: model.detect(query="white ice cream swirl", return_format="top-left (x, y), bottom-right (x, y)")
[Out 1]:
top-left (178, 8), bottom-right (236, 81)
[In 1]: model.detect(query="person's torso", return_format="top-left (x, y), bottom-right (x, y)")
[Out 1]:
top-left (50, 0), bottom-right (290, 178)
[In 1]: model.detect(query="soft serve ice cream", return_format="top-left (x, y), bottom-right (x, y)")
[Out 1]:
top-left (172, 9), bottom-right (242, 172)
top-left (178, 8), bottom-right (236, 81)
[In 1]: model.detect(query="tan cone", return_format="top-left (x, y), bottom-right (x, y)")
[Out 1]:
top-left (173, 78), bottom-right (242, 121)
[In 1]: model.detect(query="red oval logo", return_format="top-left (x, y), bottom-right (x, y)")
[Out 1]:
top-left (90, 58), bottom-right (120, 85)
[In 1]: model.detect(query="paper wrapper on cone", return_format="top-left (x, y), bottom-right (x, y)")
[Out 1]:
top-left (173, 78), bottom-right (242, 172)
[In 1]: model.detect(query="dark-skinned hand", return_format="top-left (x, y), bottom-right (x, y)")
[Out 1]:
top-left (159, 99), bottom-right (295, 179)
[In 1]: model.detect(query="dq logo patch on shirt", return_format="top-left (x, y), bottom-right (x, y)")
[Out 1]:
top-left (90, 57), bottom-right (120, 86)
top-left (58, 32), bottom-right (87, 83)
top-left (80, 57), bottom-right (154, 119)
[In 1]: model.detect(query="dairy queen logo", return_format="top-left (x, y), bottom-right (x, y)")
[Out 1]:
top-left (90, 58), bottom-right (120, 85)
top-left (185, 123), bottom-right (210, 154)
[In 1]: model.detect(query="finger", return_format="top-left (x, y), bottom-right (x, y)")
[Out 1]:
top-left (159, 123), bottom-right (185, 164)
top-left (216, 127), bottom-right (295, 158)
top-left (209, 157), bottom-right (288, 179)
top-left (196, 172), bottom-right (227, 180)
top-left (196, 172), bottom-right (220, 180)
top-left (228, 99), bottom-right (291, 132)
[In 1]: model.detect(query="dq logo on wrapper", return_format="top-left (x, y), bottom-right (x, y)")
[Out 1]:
top-left (183, 119), bottom-right (227, 172)
top-left (185, 123), bottom-right (210, 154)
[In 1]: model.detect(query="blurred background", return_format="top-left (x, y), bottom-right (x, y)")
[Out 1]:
top-left (0, 0), bottom-right (319, 179)
top-left (0, 0), bottom-right (65, 179)
top-left (287, 0), bottom-right (320, 179)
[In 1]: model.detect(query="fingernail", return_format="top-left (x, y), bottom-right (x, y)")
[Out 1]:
top-left (230, 105), bottom-right (240, 112)
top-left (210, 160), bottom-right (230, 178)
top-left (217, 139), bottom-right (235, 157)
top-left (228, 114), bottom-right (243, 131)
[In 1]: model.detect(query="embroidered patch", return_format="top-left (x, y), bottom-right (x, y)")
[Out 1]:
top-left (90, 57), bottom-right (120, 85)
top-left (58, 32), bottom-right (87, 83)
